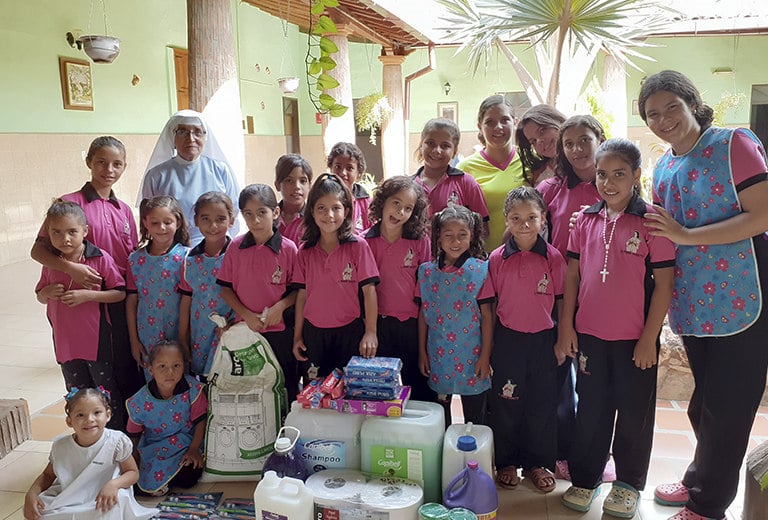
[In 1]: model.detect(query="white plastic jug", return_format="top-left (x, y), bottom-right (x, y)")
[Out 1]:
top-left (360, 400), bottom-right (445, 504)
top-left (254, 470), bottom-right (313, 520)
top-left (442, 422), bottom-right (494, 494)
top-left (284, 401), bottom-right (365, 473)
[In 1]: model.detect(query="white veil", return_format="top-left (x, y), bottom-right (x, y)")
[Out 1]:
top-left (137, 109), bottom-right (235, 205)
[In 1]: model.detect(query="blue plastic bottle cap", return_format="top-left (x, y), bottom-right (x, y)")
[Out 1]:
top-left (457, 435), bottom-right (477, 452)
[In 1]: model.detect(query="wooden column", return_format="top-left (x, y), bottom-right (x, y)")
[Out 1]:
top-left (186, 0), bottom-right (245, 184)
top-left (378, 54), bottom-right (406, 178)
top-left (321, 23), bottom-right (356, 155)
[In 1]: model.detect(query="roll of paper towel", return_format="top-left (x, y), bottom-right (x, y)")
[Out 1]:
top-left (306, 469), bottom-right (423, 520)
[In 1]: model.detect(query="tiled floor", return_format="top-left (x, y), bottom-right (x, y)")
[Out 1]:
top-left (1, 259), bottom-right (766, 519)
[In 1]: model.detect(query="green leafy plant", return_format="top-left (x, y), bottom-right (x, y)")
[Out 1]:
top-left (355, 93), bottom-right (392, 145)
top-left (584, 77), bottom-right (615, 138)
top-left (712, 90), bottom-right (746, 126)
top-left (306, 0), bottom-right (348, 117)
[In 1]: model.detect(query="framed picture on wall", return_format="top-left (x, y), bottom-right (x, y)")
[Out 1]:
top-left (438, 102), bottom-right (458, 124)
top-left (59, 56), bottom-right (94, 110)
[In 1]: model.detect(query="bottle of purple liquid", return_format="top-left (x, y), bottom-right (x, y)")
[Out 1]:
top-left (443, 460), bottom-right (498, 519)
top-left (262, 426), bottom-right (309, 481)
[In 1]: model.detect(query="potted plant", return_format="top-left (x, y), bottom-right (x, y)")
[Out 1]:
top-left (355, 93), bottom-right (392, 145)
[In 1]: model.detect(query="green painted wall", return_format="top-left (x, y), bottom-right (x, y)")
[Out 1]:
top-left (0, 0), bottom-right (187, 133)
top-left (2, 1), bottom-right (767, 136)
top-left (626, 35), bottom-right (768, 126)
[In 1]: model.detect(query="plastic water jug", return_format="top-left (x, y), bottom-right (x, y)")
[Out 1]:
top-left (284, 401), bottom-right (364, 474)
top-left (442, 422), bottom-right (494, 493)
top-left (263, 426), bottom-right (309, 481)
top-left (443, 461), bottom-right (498, 520)
top-left (253, 470), bottom-right (313, 520)
top-left (360, 400), bottom-right (445, 503)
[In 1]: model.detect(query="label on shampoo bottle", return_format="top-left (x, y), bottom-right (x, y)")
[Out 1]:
top-left (369, 445), bottom-right (423, 484)
top-left (296, 438), bottom-right (346, 472)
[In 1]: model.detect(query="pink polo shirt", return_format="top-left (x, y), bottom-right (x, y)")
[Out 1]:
top-left (293, 236), bottom-right (380, 328)
top-left (35, 241), bottom-right (125, 363)
top-left (413, 166), bottom-right (490, 220)
top-left (216, 231), bottom-right (298, 333)
top-left (567, 196), bottom-right (676, 341)
top-left (489, 236), bottom-right (566, 333)
top-left (277, 201), bottom-right (306, 245)
top-left (363, 224), bottom-right (431, 321)
top-left (537, 176), bottom-right (600, 259)
top-left (352, 184), bottom-right (372, 234)
top-left (38, 183), bottom-right (138, 275)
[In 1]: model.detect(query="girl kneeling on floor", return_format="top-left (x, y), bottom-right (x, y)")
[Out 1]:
top-left (126, 341), bottom-right (207, 496)
top-left (556, 139), bottom-right (675, 518)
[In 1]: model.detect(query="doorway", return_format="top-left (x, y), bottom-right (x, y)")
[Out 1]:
top-left (750, 84), bottom-right (768, 149)
top-left (283, 97), bottom-right (300, 155)
top-left (173, 48), bottom-right (189, 111)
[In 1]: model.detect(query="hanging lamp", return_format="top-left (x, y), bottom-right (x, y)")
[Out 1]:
top-left (78, 0), bottom-right (120, 63)
top-left (276, 0), bottom-right (299, 94)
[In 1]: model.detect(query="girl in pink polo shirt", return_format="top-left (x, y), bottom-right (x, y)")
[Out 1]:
top-left (557, 139), bottom-right (675, 518)
top-left (217, 184), bottom-right (300, 402)
top-left (275, 154), bottom-right (313, 245)
top-left (31, 136), bottom-right (143, 424)
top-left (417, 205), bottom-right (493, 427)
top-left (35, 201), bottom-right (126, 429)
top-left (126, 196), bottom-right (191, 375)
top-left (327, 142), bottom-right (372, 234)
top-left (363, 176), bottom-right (431, 401)
top-left (536, 114), bottom-right (606, 481)
top-left (412, 118), bottom-right (489, 223)
top-left (177, 192), bottom-right (235, 379)
top-left (292, 174), bottom-right (380, 380)
top-left (487, 186), bottom-right (567, 493)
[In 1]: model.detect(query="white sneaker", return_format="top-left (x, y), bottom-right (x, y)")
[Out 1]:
top-left (603, 482), bottom-right (640, 518)
top-left (562, 485), bottom-right (601, 512)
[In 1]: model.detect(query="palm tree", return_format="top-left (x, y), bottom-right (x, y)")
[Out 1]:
top-left (438, 0), bottom-right (676, 112)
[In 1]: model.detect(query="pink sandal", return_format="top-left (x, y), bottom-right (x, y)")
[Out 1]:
top-left (654, 481), bottom-right (688, 506)
top-left (666, 507), bottom-right (725, 520)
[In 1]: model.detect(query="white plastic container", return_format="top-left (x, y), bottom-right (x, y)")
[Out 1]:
top-left (284, 401), bottom-right (365, 474)
top-left (254, 470), bottom-right (313, 520)
top-left (360, 400), bottom-right (445, 504)
top-left (442, 422), bottom-right (494, 494)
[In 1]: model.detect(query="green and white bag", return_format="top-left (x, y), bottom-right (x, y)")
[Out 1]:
top-left (202, 321), bottom-right (287, 481)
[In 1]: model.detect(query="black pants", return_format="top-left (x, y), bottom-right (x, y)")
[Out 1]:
top-left (301, 319), bottom-right (363, 380)
top-left (60, 358), bottom-right (123, 430)
top-left (108, 300), bottom-right (144, 410)
top-left (376, 315), bottom-right (431, 402)
top-left (488, 325), bottom-right (557, 471)
top-left (556, 356), bottom-right (577, 460)
top-left (262, 328), bottom-right (299, 404)
top-left (568, 334), bottom-right (657, 491)
top-left (680, 311), bottom-right (768, 518)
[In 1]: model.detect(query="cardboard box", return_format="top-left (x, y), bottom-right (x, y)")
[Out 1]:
top-left (0, 399), bottom-right (31, 459)
top-left (744, 440), bottom-right (768, 519)
top-left (334, 386), bottom-right (410, 417)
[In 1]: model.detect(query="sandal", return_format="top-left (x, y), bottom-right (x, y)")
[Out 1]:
top-left (562, 484), bottom-right (601, 512)
top-left (495, 465), bottom-right (520, 489)
top-left (603, 481), bottom-right (640, 518)
top-left (666, 507), bottom-right (726, 520)
top-left (522, 467), bottom-right (556, 493)
top-left (654, 481), bottom-right (689, 506)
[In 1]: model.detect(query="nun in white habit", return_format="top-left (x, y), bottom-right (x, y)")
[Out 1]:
top-left (138, 110), bottom-right (240, 242)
